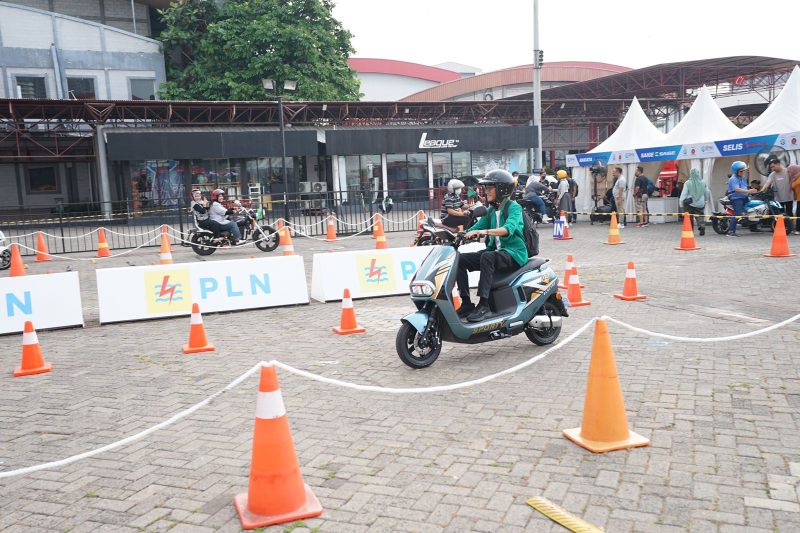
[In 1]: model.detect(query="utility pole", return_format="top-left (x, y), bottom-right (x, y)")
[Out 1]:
top-left (532, 0), bottom-right (543, 170)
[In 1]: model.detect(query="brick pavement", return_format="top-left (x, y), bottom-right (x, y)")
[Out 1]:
top-left (1, 221), bottom-right (800, 532)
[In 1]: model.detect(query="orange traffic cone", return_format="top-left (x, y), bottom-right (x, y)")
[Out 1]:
top-left (674, 212), bottom-right (701, 251)
top-left (280, 226), bottom-right (295, 256)
top-left (764, 216), bottom-right (795, 258)
top-left (613, 262), bottom-right (647, 301)
top-left (96, 228), bottom-right (111, 257)
top-left (35, 232), bottom-right (51, 262)
top-left (332, 288), bottom-right (366, 335)
top-left (453, 285), bottom-right (462, 311)
top-left (604, 213), bottom-right (623, 245)
top-left (159, 234), bottom-right (174, 264)
top-left (566, 267), bottom-right (590, 307)
top-left (234, 365), bottom-right (323, 529)
top-left (563, 319), bottom-right (650, 453)
top-left (277, 219), bottom-right (284, 230)
top-left (558, 255), bottom-right (584, 290)
top-left (9, 243), bottom-right (25, 277)
top-left (555, 211), bottom-right (573, 240)
top-left (417, 210), bottom-right (425, 231)
top-left (182, 303), bottom-right (215, 354)
top-left (375, 218), bottom-right (387, 249)
top-left (161, 224), bottom-right (168, 235)
top-left (13, 321), bottom-right (52, 377)
top-left (325, 215), bottom-right (337, 242)
top-left (371, 214), bottom-right (379, 239)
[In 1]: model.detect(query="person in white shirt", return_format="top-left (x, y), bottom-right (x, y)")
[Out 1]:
top-left (611, 166), bottom-right (627, 227)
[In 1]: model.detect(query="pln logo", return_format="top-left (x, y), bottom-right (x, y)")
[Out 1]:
top-left (145, 269), bottom-right (192, 314)
top-left (356, 254), bottom-right (396, 294)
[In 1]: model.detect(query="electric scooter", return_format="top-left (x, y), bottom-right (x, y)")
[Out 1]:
top-left (396, 227), bottom-right (568, 369)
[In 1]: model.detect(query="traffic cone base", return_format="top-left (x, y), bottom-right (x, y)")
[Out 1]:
top-left (333, 288), bottom-right (366, 334)
top-left (333, 324), bottom-right (366, 335)
top-left (675, 213), bottom-right (701, 251)
top-left (234, 485), bottom-right (322, 530)
top-left (14, 361), bottom-right (52, 378)
top-left (182, 342), bottom-right (215, 354)
top-left (562, 427), bottom-right (650, 454)
top-left (613, 262), bottom-right (646, 301)
top-left (182, 304), bottom-right (215, 354)
top-left (764, 216), bottom-right (795, 257)
top-left (613, 293), bottom-right (647, 301)
top-left (566, 267), bottom-right (590, 307)
top-left (13, 322), bottom-right (52, 377)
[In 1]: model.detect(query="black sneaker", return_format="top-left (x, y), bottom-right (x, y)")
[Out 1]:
top-left (699, 227), bottom-right (705, 236)
top-left (467, 303), bottom-right (491, 323)
top-left (457, 302), bottom-right (476, 319)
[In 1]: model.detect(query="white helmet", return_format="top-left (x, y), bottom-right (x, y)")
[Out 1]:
top-left (447, 179), bottom-right (465, 195)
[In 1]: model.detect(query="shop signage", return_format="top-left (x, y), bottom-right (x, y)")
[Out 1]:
top-left (0, 272), bottom-right (83, 335)
top-left (96, 256), bottom-right (308, 323)
top-left (714, 134), bottom-right (779, 156)
top-left (571, 152), bottom-right (611, 167)
top-left (419, 132), bottom-right (460, 149)
top-left (635, 145), bottom-right (682, 162)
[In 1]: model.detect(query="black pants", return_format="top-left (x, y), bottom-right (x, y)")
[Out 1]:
top-left (780, 201), bottom-right (794, 232)
top-left (199, 219), bottom-right (223, 236)
top-left (442, 214), bottom-right (471, 229)
top-left (457, 249), bottom-right (518, 303)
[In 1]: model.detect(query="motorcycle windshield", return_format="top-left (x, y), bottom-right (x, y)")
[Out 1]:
top-left (412, 246), bottom-right (456, 286)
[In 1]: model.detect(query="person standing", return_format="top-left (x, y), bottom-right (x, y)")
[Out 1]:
top-left (633, 166), bottom-right (650, 227)
top-left (556, 170), bottom-right (572, 219)
top-left (611, 166), bottom-right (627, 227)
top-left (762, 156), bottom-right (795, 233)
top-left (789, 164), bottom-right (800, 235)
top-left (567, 173), bottom-right (579, 223)
top-left (679, 168), bottom-right (710, 236)
top-left (726, 161), bottom-right (756, 237)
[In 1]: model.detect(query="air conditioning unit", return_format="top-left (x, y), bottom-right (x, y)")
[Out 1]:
top-left (298, 182), bottom-right (313, 193)
top-left (311, 182), bottom-right (327, 193)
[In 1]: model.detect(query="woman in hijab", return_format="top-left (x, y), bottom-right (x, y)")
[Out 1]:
top-left (679, 168), bottom-right (710, 236)
top-left (556, 169), bottom-right (572, 219)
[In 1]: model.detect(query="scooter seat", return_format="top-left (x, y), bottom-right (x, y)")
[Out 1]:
top-left (491, 257), bottom-right (547, 289)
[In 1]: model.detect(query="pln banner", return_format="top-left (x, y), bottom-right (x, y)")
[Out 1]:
top-left (0, 272), bottom-right (83, 335)
top-left (96, 256), bottom-right (309, 323)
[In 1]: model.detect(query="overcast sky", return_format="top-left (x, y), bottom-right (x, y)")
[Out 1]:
top-left (332, 0), bottom-right (800, 72)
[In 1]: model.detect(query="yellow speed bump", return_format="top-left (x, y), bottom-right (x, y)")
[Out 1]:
top-left (526, 496), bottom-right (604, 532)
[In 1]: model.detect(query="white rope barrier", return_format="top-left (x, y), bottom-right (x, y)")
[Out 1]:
top-left (13, 234), bottom-right (164, 261)
top-left (1, 309), bottom-right (799, 479)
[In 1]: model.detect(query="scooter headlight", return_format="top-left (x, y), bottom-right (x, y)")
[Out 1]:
top-left (410, 281), bottom-right (434, 296)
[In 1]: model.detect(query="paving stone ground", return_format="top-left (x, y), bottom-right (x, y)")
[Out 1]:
top-left (1, 220), bottom-right (800, 532)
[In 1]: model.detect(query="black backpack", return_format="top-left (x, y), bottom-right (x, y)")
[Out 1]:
top-left (646, 178), bottom-right (656, 196)
top-left (503, 200), bottom-right (540, 258)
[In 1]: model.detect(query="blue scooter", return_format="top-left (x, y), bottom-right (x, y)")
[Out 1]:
top-left (396, 225), bottom-right (568, 368)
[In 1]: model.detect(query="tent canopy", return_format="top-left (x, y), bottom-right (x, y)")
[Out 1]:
top-left (738, 65), bottom-right (800, 137)
top-left (589, 97), bottom-right (666, 153)
top-left (659, 86), bottom-right (741, 146)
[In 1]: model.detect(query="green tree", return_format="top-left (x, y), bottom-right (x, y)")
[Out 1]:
top-left (158, 0), bottom-right (360, 101)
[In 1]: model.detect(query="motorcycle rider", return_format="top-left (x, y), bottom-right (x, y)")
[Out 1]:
top-left (190, 189), bottom-right (223, 236)
top-left (726, 161), bottom-right (757, 237)
top-left (208, 189), bottom-right (242, 245)
top-left (522, 168), bottom-right (551, 222)
top-left (441, 178), bottom-right (472, 229)
top-left (457, 169), bottom-right (527, 323)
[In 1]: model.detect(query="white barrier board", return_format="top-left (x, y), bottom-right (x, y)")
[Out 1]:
top-left (0, 272), bottom-right (83, 334)
top-left (311, 245), bottom-right (483, 303)
top-left (97, 256), bottom-right (308, 323)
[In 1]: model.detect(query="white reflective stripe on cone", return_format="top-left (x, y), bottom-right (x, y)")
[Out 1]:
top-left (22, 331), bottom-right (38, 345)
top-left (342, 297), bottom-right (353, 309)
top-left (626, 269), bottom-right (636, 278)
top-left (255, 390), bottom-right (286, 419)
top-left (160, 253), bottom-right (172, 259)
top-left (571, 275), bottom-right (580, 285)
top-left (190, 313), bottom-right (203, 325)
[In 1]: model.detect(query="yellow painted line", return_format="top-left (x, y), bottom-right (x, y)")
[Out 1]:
top-left (526, 496), bottom-right (604, 533)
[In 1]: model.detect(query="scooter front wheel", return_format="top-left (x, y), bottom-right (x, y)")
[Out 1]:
top-left (0, 248), bottom-right (10, 270)
top-left (396, 322), bottom-right (442, 369)
top-left (711, 217), bottom-right (729, 235)
top-left (526, 301), bottom-right (562, 346)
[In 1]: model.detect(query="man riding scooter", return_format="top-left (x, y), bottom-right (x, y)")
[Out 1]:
top-left (457, 169), bottom-right (527, 322)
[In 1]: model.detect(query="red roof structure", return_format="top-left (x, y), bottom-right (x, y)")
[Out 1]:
top-left (348, 58), bottom-right (461, 83)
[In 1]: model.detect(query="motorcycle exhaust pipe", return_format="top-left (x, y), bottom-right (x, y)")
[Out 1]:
top-left (528, 315), bottom-right (562, 329)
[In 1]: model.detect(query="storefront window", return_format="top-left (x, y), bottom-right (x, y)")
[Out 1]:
top-left (386, 154), bottom-right (408, 199)
top-left (129, 160), bottom-right (184, 208)
top-left (432, 153), bottom-right (452, 189)
top-left (451, 152), bottom-right (471, 179)
top-left (471, 150), bottom-right (528, 176)
top-left (344, 155), bottom-right (360, 192)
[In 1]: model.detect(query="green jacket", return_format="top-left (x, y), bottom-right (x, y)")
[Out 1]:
top-left (468, 198), bottom-right (527, 267)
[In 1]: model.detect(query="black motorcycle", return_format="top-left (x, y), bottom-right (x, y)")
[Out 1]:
top-left (412, 203), bottom-right (488, 246)
top-left (189, 206), bottom-right (280, 256)
top-left (710, 190), bottom-right (784, 235)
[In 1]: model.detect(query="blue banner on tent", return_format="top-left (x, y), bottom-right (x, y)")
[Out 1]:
top-left (714, 134), bottom-right (779, 156)
top-left (635, 146), bottom-right (683, 162)
top-left (572, 152), bottom-right (611, 167)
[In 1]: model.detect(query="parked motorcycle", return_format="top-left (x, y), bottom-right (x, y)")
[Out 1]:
top-left (0, 231), bottom-right (11, 270)
top-left (710, 190), bottom-right (784, 235)
top-left (412, 203), bottom-right (488, 246)
top-left (396, 228), bottom-right (568, 369)
top-left (189, 206), bottom-right (280, 256)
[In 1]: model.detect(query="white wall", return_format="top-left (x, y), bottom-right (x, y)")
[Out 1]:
top-left (0, 5), bottom-right (54, 48)
top-left (357, 73), bottom-right (438, 101)
top-left (0, 165), bottom-right (21, 208)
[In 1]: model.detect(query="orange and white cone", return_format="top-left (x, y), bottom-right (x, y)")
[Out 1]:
top-left (96, 228), bottom-right (111, 257)
top-left (613, 262), bottom-right (647, 301)
top-left (182, 303), bottom-right (215, 354)
top-left (332, 288), bottom-right (366, 335)
top-left (604, 213), bottom-right (623, 245)
top-left (35, 232), bottom-right (51, 262)
top-left (417, 210), bottom-right (425, 231)
top-left (555, 211), bottom-right (573, 240)
top-left (161, 224), bottom-right (169, 235)
top-left (453, 285), bottom-right (462, 311)
top-left (674, 212), bottom-right (701, 251)
top-left (764, 216), bottom-right (795, 258)
top-left (159, 234), bottom-right (174, 264)
top-left (566, 267), bottom-right (590, 307)
top-left (374, 218), bottom-right (387, 250)
top-left (9, 243), bottom-right (25, 277)
top-left (13, 321), bottom-right (52, 377)
top-left (559, 255), bottom-right (584, 290)
top-left (234, 364), bottom-right (323, 528)
top-left (371, 214), bottom-right (379, 239)
top-left (280, 226), bottom-right (295, 256)
top-left (325, 215), bottom-right (337, 242)
top-left (563, 319), bottom-right (650, 453)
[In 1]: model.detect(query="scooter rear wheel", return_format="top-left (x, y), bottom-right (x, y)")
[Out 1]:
top-left (0, 249), bottom-right (10, 270)
top-left (525, 301), bottom-right (562, 346)
top-left (396, 322), bottom-right (442, 369)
